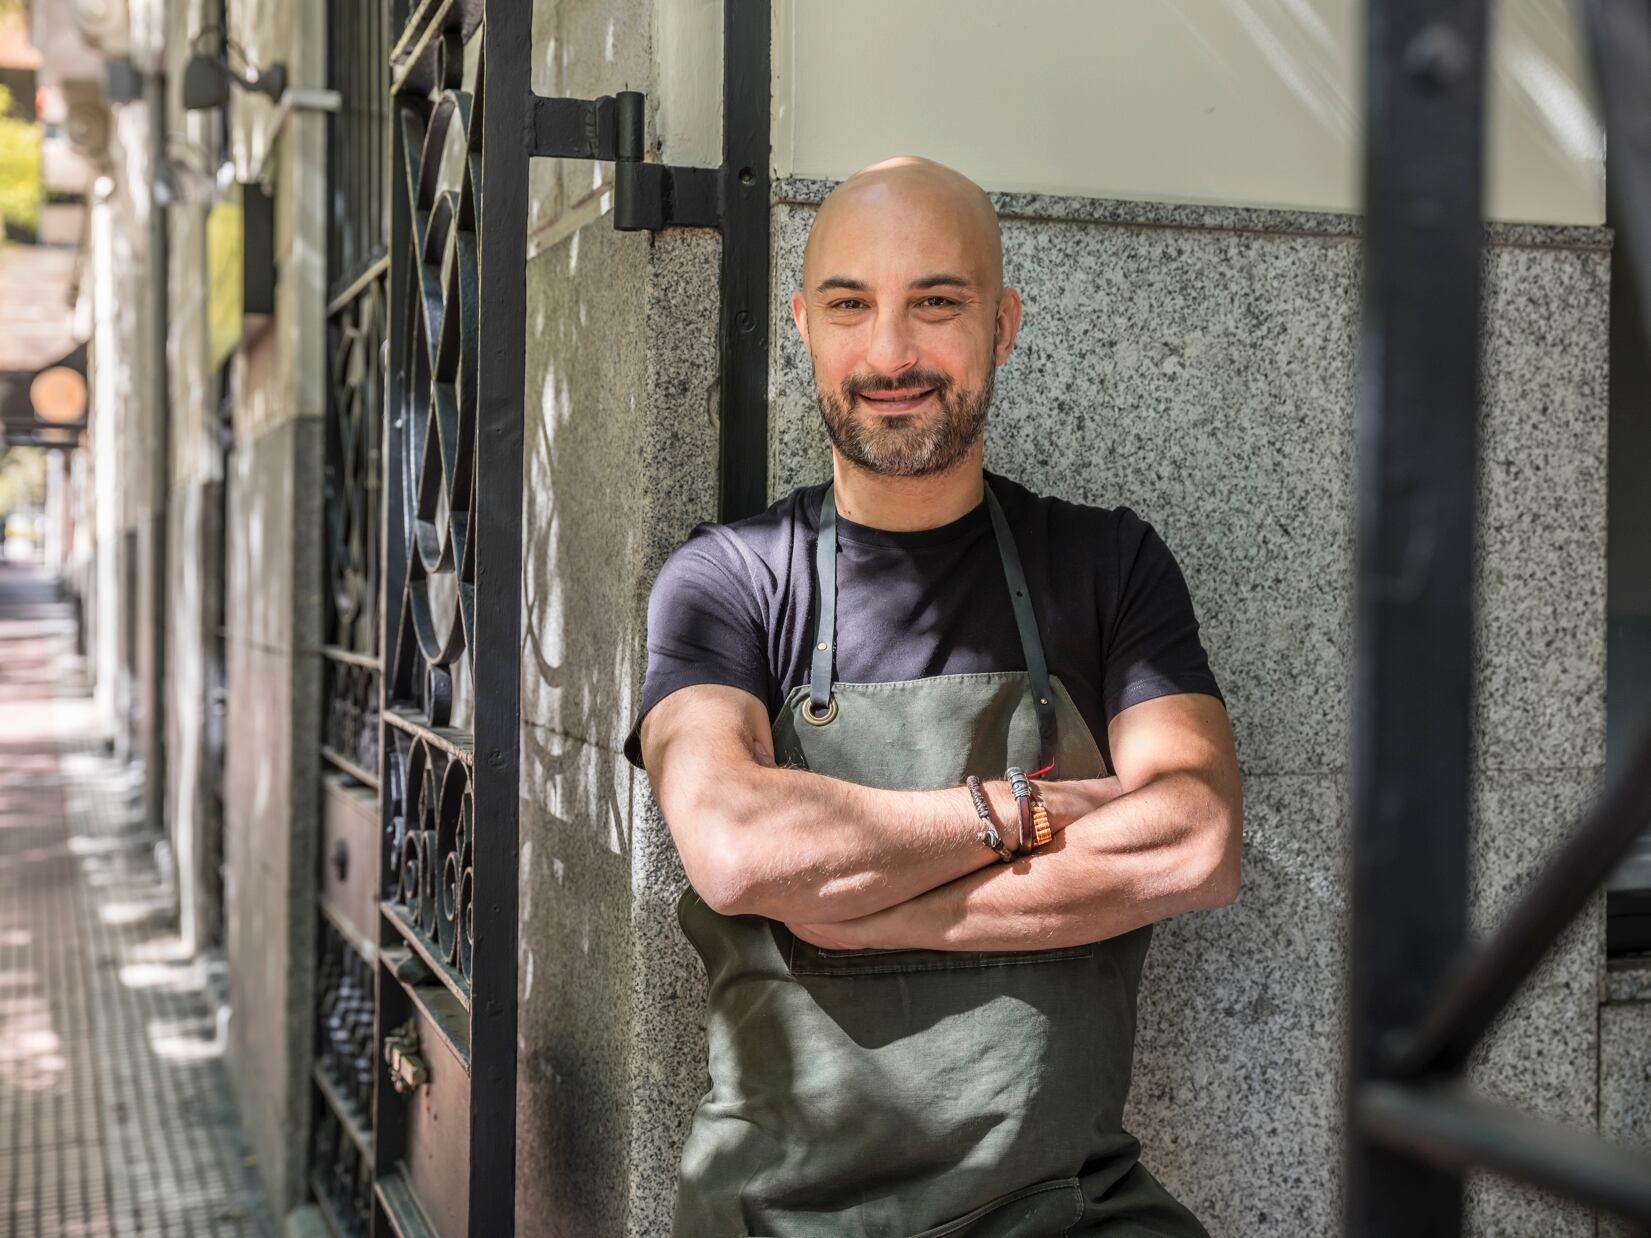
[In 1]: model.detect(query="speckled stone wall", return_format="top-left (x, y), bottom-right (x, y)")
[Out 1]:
top-left (1601, 964), bottom-right (1651, 1238)
top-left (514, 216), bottom-right (721, 1236)
top-left (769, 181), bottom-right (1610, 1237)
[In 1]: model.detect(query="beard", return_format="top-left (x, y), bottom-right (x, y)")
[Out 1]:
top-left (814, 359), bottom-right (995, 478)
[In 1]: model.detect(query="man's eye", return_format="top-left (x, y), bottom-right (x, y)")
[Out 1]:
top-left (828, 299), bottom-right (866, 311)
top-left (917, 296), bottom-right (957, 309)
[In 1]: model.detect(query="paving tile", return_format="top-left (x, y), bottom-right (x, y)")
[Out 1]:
top-left (0, 562), bottom-right (276, 1238)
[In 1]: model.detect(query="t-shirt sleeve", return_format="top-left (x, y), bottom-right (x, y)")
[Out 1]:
top-left (623, 525), bottom-right (770, 770)
top-left (1101, 510), bottom-right (1224, 722)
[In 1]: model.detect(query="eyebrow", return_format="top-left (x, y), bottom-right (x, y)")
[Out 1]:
top-left (813, 273), bottom-right (976, 294)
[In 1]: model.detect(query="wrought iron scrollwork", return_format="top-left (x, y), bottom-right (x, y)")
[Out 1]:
top-left (310, 1102), bottom-right (372, 1238)
top-left (390, 48), bottom-right (483, 732)
top-left (324, 659), bottom-right (380, 778)
top-left (384, 730), bottom-right (474, 984)
top-left (323, 238), bottom-right (385, 788)
top-left (312, 920), bottom-right (374, 1237)
top-left (326, 277), bottom-right (385, 659)
top-left (316, 920), bottom-right (375, 1114)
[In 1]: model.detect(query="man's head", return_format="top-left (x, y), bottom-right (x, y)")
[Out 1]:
top-left (791, 156), bottom-right (1022, 478)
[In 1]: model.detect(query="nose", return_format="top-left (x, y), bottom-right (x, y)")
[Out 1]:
top-left (863, 306), bottom-right (919, 378)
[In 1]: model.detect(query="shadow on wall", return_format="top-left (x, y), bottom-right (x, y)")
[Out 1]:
top-left (514, 219), bottom-right (722, 1236)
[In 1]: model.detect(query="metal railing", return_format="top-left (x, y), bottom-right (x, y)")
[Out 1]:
top-left (327, 0), bottom-right (391, 301)
top-left (1347, 1), bottom-right (1651, 1230)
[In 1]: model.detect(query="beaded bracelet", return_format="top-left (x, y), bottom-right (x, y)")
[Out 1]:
top-left (1029, 792), bottom-right (1053, 848)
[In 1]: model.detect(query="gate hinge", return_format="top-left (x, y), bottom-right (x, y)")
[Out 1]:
top-left (526, 89), bottom-right (721, 232)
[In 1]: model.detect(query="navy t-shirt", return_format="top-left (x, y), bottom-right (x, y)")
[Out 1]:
top-left (624, 471), bottom-right (1222, 772)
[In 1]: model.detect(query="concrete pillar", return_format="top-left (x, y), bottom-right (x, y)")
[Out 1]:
top-left (218, 0), bottom-right (329, 1210)
top-left (511, 3), bottom-right (724, 1234)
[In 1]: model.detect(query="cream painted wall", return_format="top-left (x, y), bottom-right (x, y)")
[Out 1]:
top-left (773, 0), bottom-right (1604, 226)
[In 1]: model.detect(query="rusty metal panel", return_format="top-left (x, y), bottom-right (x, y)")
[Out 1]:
top-left (322, 774), bottom-right (380, 956)
top-left (397, 999), bottom-right (470, 1238)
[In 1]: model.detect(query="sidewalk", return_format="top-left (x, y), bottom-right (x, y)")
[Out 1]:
top-left (0, 561), bottom-right (275, 1238)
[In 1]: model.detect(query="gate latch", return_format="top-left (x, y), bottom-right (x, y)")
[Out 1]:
top-left (384, 1018), bottom-right (429, 1094)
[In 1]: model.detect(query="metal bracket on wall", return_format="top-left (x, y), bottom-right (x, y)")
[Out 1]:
top-left (526, 90), bottom-right (720, 231)
top-left (523, 0), bottom-right (771, 523)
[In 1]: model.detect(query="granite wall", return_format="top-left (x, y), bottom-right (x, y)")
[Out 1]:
top-left (1601, 963), bottom-right (1651, 1238)
top-left (511, 4), bottom-right (723, 1235)
top-left (767, 182), bottom-right (1610, 1237)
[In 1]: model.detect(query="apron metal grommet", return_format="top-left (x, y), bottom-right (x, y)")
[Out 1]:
top-left (801, 696), bottom-right (838, 726)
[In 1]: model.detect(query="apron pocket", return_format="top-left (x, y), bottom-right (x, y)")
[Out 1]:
top-left (906, 1176), bottom-right (1085, 1238)
top-left (787, 937), bottom-right (1092, 976)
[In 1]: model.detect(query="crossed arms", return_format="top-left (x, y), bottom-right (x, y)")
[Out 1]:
top-left (638, 684), bottom-right (1243, 952)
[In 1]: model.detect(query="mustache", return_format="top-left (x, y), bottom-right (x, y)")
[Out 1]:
top-left (840, 370), bottom-right (953, 398)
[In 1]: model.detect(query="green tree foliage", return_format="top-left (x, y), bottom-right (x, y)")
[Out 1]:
top-left (0, 448), bottom-right (47, 512)
top-left (0, 84), bottom-right (41, 239)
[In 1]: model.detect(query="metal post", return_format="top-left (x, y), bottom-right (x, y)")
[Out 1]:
top-left (1346, 2), bottom-right (1489, 1234)
top-left (719, 0), bottom-right (772, 521)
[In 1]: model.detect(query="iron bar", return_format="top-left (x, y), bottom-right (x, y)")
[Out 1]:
top-left (1347, 0), bottom-right (1489, 1234)
top-left (1391, 718), bottom-right (1651, 1076)
top-left (614, 161), bottom-right (721, 231)
top-left (1579, 0), bottom-right (1651, 337)
top-left (526, 92), bottom-right (617, 162)
top-left (1357, 1083), bottom-right (1651, 1223)
top-left (718, 0), bottom-right (772, 520)
top-left (467, 6), bottom-right (527, 1232)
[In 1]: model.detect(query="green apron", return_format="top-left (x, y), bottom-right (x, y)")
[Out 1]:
top-left (674, 483), bottom-right (1208, 1238)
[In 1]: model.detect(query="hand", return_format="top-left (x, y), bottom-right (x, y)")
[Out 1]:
top-left (1034, 775), bottom-right (1126, 832)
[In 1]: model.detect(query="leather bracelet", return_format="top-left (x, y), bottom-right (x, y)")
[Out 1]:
top-left (1005, 766), bottom-right (1033, 853)
top-left (978, 826), bottom-right (1015, 863)
top-left (965, 775), bottom-right (1016, 863)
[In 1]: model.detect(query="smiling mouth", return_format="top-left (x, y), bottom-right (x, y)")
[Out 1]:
top-left (856, 389), bottom-right (936, 414)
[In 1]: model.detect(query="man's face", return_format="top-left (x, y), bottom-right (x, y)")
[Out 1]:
top-left (792, 177), bottom-right (1021, 478)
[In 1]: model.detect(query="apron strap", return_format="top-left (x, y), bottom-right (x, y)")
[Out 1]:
top-left (808, 480), bottom-right (1059, 769)
top-left (984, 483), bottom-right (1059, 775)
top-left (808, 485), bottom-right (839, 717)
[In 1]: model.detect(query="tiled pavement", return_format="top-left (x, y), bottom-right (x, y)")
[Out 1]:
top-left (0, 562), bottom-right (276, 1238)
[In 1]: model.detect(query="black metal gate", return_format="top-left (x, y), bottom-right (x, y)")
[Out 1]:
top-left (314, 0), bottom-right (527, 1233)
top-left (315, 0), bottom-right (536, 1233)
top-left (1348, 0), bottom-right (1651, 1230)
top-left (309, 0), bottom-right (771, 1232)
top-left (313, 0), bottom-right (390, 1233)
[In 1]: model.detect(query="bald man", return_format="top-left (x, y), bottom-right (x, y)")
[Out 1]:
top-left (627, 158), bottom-right (1241, 1237)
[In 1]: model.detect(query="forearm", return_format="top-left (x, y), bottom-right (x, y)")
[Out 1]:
top-left (792, 769), bottom-right (1239, 951)
top-left (702, 766), bottom-right (1003, 922)
top-left (679, 758), bottom-right (1124, 924)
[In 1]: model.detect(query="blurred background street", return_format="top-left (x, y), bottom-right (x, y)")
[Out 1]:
top-left (0, 561), bottom-right (273, 1237)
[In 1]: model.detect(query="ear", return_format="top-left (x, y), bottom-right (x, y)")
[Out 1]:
top-left (790, 289), bottom-right (811, 351)
top-left (993, 287), bottom-right (1023, 366)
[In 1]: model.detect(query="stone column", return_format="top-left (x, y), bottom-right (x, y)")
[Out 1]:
top-left (511, 3), bottom-right (723, 1234)
top-left (218, 0), bottom-right (328, 1211)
